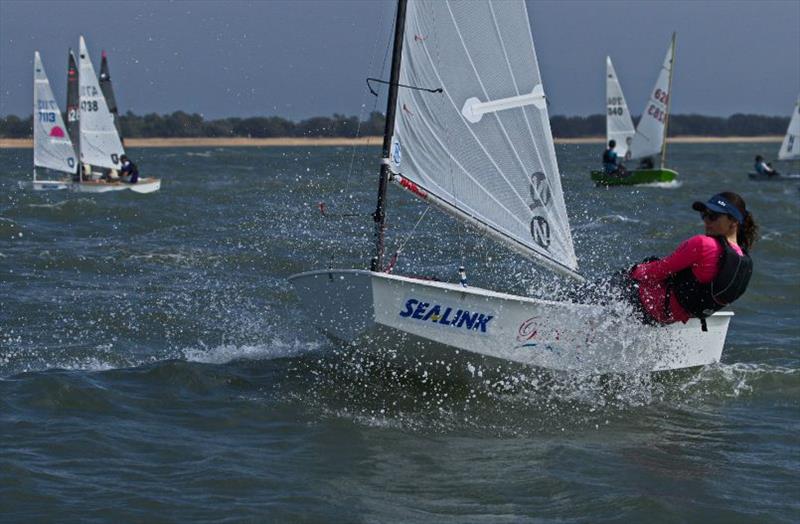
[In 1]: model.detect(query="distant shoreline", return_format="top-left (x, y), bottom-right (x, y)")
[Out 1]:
top-left (0, 135), bottom-right (784, 149)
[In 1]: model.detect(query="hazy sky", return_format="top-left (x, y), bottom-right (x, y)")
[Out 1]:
top-left (1, 0), bottom-right (798, 120)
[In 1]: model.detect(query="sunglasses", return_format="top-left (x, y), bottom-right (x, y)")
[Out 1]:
top-left (701, 210), bottom-right (725, 221)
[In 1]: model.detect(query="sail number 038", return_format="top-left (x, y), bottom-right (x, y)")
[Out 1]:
top-left (80, 100), bottom-right (99, 112)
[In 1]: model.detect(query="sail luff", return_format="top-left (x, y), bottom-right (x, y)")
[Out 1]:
top-left (660, 32), bottom-right (676, 169)
top-left (371, 0), bottom-right (408, 272)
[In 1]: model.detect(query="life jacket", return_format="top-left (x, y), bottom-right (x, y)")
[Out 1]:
top-left (667, 236), bottom-right (752, 331)
top-left (602, 148), bottom-right (616, 165)
top-left (122, 161), bottom-right (139, 183)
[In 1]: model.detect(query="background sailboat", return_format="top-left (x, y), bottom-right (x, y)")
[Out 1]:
top-left (73, 36), bottom-right (160, 193)
top-left (290, 1), bottom-right (731, 373)
top-left (31, 51), bottom-right (77, 190)
top-left (592, 34), bottom-right (678, 186)
top-left (605, 56), bottom-right (635, 159)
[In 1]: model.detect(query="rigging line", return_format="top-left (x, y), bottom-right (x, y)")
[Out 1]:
top-left (385, 204), bottom-right (430, 272)
top-left (366, 78), bottom-right (443, 97)
top-left (395, 175), bottom-right (578, 274)
top-left (338, 2), bottom-right (392, 217)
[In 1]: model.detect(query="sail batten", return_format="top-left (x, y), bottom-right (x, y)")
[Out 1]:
top-left (391, 0), bottom-right (579, 277)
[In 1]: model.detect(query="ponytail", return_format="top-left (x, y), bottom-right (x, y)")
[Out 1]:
top-left (739, 211), bottom-right (758, 252)
top-left (720, 191), bottom-right (758, 252)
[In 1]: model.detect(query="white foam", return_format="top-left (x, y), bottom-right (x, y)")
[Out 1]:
top-left (639, 180), bottom-right (683, 189)
top-left (182, 338), bottom-right (320, 365)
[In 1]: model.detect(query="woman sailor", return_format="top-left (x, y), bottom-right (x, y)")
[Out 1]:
top-left (629, 192), bottom-right (756, 330)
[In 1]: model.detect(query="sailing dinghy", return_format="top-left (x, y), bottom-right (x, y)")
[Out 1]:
top-left (592, 34), bottom-right (678, 186)
top-left (31, 51), bottom-right (78, 190)
top-left (73, 36), bottom-right (160, 193)
top-left (290, 1), bottom-right (731, 373)
top-left (748, 95), bottom-right (800, 180)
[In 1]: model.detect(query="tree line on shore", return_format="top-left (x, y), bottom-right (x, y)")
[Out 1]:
top-left (0, 111), bottom-right (789, 139)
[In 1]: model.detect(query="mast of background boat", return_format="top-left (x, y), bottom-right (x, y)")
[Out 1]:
top-left (370, 0), bottom-right (408, 272)
top-left (99, 50), bottom-right (123, 144)
top-left (32, 54), bottom-right (37, 183)
top-left (66, 49), bottom-right (81, 182)
top-left (659, 32), bottom-right (676, 170)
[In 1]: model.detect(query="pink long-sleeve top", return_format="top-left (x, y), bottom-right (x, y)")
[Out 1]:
top-left (630, 235), bottom-right (744, 324)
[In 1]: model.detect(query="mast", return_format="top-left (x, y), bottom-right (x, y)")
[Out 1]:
top-left (99, 50), bottom-right (124, 143)
top-left (660, 32), bottom-right (676, 169)
top-left (32, 53), bottom-right (37, 182)
top-left (66, 49), bottom-right (80, 180)
top-left (370, 0), bottom-right (408, 272)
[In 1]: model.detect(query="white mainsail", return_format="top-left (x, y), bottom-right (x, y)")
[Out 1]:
top-left (389, 0), bottom-right (579, 279)
top-left (628, 34), bottom-right (676, 163)
top-left (78, 36), bottom-right (125, 169)
top-left (778, 95), bottom-right (800, 161)
top-left (33, 52), bottom-right (77, 174)
top-left (606, 56), bottom-right (635, 158)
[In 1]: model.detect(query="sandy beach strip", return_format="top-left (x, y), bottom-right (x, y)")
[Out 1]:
top-left (0, 135), bottom-right (784, 148)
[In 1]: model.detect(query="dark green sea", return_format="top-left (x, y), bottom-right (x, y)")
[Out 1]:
top-left (1, 143), bottom-right (798, 522)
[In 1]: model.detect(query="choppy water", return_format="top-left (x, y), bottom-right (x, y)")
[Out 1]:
top-left (1, 143), bottom-right (798, 522)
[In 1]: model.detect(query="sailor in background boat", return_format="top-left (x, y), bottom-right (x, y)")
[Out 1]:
top-left (601, 140), bottom-right (628, 177)
top-left (754, 155), bottom-right (780, 177)
top-left (637, 156), bottom-right (655, 170)
top-left (628, 192), bottom-right (756, 330)
top-left (119, 155), bottom-right (139, 184)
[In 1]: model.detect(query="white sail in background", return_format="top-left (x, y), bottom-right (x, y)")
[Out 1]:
top-left (606, 57), bottom-right (635, 158)
top-left (778, 95), bottom-right (800, 160)
top-left (628, 35), bottom-right (675, 162)
top-left (78, 36), bottom-right (125, 169)
top-left (33, 52), bottom-right (77, 174)
top-left (390, 0), bottom-right (579, 278)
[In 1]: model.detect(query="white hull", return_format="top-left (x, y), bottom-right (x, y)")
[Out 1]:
top-left (27, 177), bottom-right (161, 193)
top-left (289, 269), bottom-right (733, 374)
top-left (71, 178), bottom-right (161, 194)
top-left (30, 179), bottom-right (71, 191)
